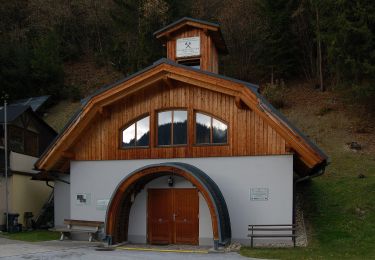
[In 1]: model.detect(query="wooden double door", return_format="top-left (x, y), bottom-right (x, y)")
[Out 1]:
top-left (147, 188), bottom-right (199, 245)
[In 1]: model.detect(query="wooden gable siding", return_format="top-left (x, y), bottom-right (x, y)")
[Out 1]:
top-left (73, 81), bottom-right (287, 161)
top-left (166, 28), bottom-right (219, 73)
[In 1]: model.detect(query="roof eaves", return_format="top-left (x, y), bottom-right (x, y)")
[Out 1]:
top-left (38, 58), bottom-right (327, 173)
top-left (11, 95), bottom-right (51, 112)
top-left (36, 59), bottom-right (169, 169)
top-left (36, 58), bottom-right (262, 170)
top-left (35, 108), bottom-right (82, 169)
top-left (0, 104), bottom-right (30, 123)
top-left (81, 58), bottom-right (169, 106)
top-left (163, 59), bottom-right (259, 92)
top-left (153, 17), bottom-right (220, 37)
top-left (154, 17), bottom-right (228, 54)
top-left (246, 86), bottom-right (329, 162)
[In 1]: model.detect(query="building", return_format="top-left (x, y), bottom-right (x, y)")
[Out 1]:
top-left (0, 99), bottom-right (57, 230)
top-left (35, 18), bottom-right (328, 248)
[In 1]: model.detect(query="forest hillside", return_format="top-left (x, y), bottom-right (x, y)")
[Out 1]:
top-left (1, 0), bottom-right (374, 111)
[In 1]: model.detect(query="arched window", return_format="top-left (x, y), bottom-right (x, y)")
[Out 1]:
top-left (157, 110), bottom-right (187, 146)
top-left (195, 112), bottom-right (228, 144)
top-left (122, 115), bottom-right (150, 148)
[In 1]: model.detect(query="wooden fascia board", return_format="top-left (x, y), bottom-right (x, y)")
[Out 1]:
top-left (186, 21), bottom-right (218, 32)
top-left (165, 67), bottom-right (324, 167)
top-left (156, 21), bottom-right (218, 39)
top-left (166, 73), bottom-right (239, 97)
top-left (239, 88), bottom-right (324, 167)
top-left (37, 64), bottom-right (252, 171)
top-left (37, 67), bottom-right (169, 171)
top-left (93, 71), bottom-right (168, 108)
top-left (37, 61), bottom-right (323, 171)
top-left (36, 105), bottom-right (97, 171)
top-left (164, 65), bottom-right (244, 95)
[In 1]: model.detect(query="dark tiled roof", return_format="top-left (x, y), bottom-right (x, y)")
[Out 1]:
top-left (11, 95), bottom-right (51, 112)
top-left (82, 58), bottom-right (259, 106)
top-left (0, 104), bottom-right (30, 123)
top-left (153, 17), bottom-right (221, 36)
top-left (0, 103), bottom-right (57, 135)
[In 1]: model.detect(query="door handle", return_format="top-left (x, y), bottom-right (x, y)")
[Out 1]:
top-left (173, 213), bottom-right (177, 221)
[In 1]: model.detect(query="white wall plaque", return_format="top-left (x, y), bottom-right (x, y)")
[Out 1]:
top-left (250, 188), bottom-right (269, 201)
top-left (96, 199), bottom-right (110, 211)
top-left (176, 36), bottom-right (200, 58)
top-left (76, 193), bottom-right (91, 205)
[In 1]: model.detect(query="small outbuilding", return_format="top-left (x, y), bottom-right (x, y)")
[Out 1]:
top-left (0, 101), bottom-right (57, 230)
top-left (35, 18), bottom-right (327, 248)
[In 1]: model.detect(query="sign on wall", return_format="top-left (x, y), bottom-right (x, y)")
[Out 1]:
top-left (176, 37), bottom-right (200, 58)
top-left (76, 193), bottom-right (91, 205)
top-left (250, 188), bottom-right (269, 201)
top-left (96, 199), bottom-right (110, 211)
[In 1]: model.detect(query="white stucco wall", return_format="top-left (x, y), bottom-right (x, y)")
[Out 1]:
top-left (68, 155), bottom-right (293, 245)
top-left (54, 174), bottom-right (70, 227)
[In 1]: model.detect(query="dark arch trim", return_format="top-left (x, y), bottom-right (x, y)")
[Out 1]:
top-left (105, 162), bottom-right (231, 248)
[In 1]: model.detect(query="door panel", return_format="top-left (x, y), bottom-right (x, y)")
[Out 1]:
top-left (147, 188), bottom-right (199, 245)
top-left (174, 189), bottom-right (199, 245)
top-left (147, 189), bottom-right (173, 244)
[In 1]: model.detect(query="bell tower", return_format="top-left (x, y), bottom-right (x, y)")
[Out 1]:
top-left (154, 17), bottom-right (228, 74)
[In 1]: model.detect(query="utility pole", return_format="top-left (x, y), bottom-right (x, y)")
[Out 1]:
top-left (3, 99), bottom-right (9, 232)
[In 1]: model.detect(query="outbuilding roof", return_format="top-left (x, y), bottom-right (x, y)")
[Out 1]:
top-left (0, 103), bottom-right (57, 135)
top-left (0, 104), bottom-right (30, 123)
top-left (11, 95), bottom-right (51, 112)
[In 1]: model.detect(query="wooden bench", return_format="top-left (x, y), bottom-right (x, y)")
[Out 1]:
top-left (54, 219), bottom-right (104, 242)
top-left (248, 224), bottom-right (297, 248)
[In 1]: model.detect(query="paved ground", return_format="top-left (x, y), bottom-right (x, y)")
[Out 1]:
top-left (0, 237), bottom-right (253, 260)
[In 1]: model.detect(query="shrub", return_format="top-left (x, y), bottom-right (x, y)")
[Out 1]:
top-left (262, 80), bottom-right (287, 109)
top-left (316, 106), bottom-right (334, 116)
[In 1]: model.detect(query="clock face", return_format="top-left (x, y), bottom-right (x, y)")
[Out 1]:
top-left (176, 36), bottom-right (200, 58)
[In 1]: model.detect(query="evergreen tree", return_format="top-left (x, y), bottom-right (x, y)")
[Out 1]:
top-left (257, 0), bottom-right (299, 81)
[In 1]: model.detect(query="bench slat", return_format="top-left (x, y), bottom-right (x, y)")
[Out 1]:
top-left (55, 229), bottom-right (98, 233)
top-left (64, 219), bottom-right (104, 227)
top-left (248, 234), bottom-right (297, 238)
top-left (249, 228), bottom-right (296, 231)
top-left (248, 224), bottom-right (297, 248)
top-left (58, 219), bottom-right (104, 242)
top-left (248, 224), bottom-right (295, 227)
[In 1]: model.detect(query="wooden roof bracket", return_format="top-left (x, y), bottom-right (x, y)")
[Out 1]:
top-left (62, 151), bottom-right (75, 159)
top-left (163, 75), bottom-right (174, 89)
top-left (235, 96), bottom-right (251, 110)
top-left (285, 143), bottom-right (295, 153)
top-left (99, 106), bottom-right (111, 119)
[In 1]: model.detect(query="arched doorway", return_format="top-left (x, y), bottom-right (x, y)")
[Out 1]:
top-left (105, 162), bottom-right (231, 249)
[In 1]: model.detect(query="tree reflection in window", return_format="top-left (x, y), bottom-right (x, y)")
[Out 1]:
top-left (122, 116), bottom-right (150, 147)
top-left (196, 112), bottom-right (227, 144)
top-left (158, 110), bottom-right (187, 146)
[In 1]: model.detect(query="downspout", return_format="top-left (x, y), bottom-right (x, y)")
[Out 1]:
top-left (295, 167), bottom-right (326, 183)
top-left (46, 181), bottom-right (54, 189)
top-left (52, 178), bottom-right (70, 185)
